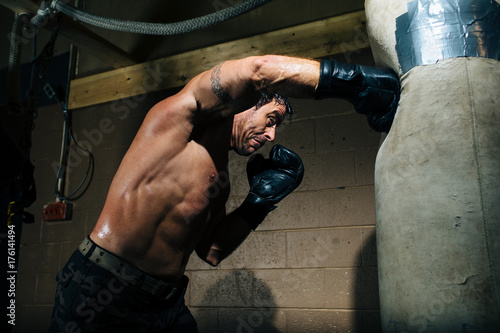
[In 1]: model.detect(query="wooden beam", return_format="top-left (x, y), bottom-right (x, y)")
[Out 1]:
top-left (0, 0), bottom-right (137, 68)
top-left (68, 10), bottom-right (369, 110)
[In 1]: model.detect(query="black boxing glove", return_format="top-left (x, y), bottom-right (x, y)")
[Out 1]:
top-left (315, 59), bottom-right (400, 132)
top-left (234, 145), bottom-right (304, 230)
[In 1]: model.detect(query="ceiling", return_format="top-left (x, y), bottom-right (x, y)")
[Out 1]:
top-left (0, 0), bottom-right (365, 73)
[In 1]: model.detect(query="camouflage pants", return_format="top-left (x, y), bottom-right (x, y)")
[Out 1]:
top-left (48, 249), bottom-right (197, 333)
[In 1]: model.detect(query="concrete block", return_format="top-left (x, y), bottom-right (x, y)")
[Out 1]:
top-left (228, 153), bottom-right (250, 197)
top-left (70, 113), bottom-right (142, 151)
top-left (90, 148), bottom-right (125, 184)
top-left (15, 273), bottom-right (36, 304)
top-left (257, 191), bottom-right (310, 230)
top-left (18, 243), bottom-right (62, 274)
top-left (189, 308), bottom-right (218, 333)
top-left (322, 268), bottom-right (379, 310)
top-left (187, 269), bottom-right (326, 310)
top-left (217, 307), bottom-right (286, 333)
top-left (300, 152), bottom-right (357, 191)
top-left (228, 124), bottom-right (360, 197)
top-left (286, 309), bottom-right (362, 333)
top-left (316, 187), bottom-right (376, 228)
top-left (262, 187), bottom-right (376, 231)
top-left (186, 231), bottom-right (287, 271)
top-left (268, 119), bottom-right (316, 156)
top-left (107, 95), bottom-right (157, 121)
top-left (188, 270), bottom-right (254, 308)
top-left (19, 220), bottom-right (42, 246)
top-left (355, 148), bottom-right (378, 186)
top-left (286, 228), bottom-right (363, 269)
top-left (30, 128), bottom-right (64, 161)
top-left (72, 97), bottom-right (146, 131)
top-left (41, 212), bottom-right (87, 244)
top-left (35, 273), bottom-right (58, 305)
top-left (219, 231), bottom-right (286, 269)
top-left (32, 105), bottom-right (64, 133)
top-left (315, 113), bottom-right (380, 154)
top-left (60, 148), bottom-right (122, 213)
top-left (290, 98), bottom-right (354, 121)
top-left (252, 269), bottom-right (325, 308)
top-left (360, 228), bottom-right (377, 267)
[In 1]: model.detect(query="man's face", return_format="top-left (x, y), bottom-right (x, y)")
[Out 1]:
top-left (231, 100), bottom-right (287, 156)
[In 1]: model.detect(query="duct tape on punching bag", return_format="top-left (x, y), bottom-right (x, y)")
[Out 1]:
top-left (395, 0), bottom-right (500, 74)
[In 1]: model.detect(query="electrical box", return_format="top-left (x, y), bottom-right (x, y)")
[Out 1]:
top-left (42, 202), bottom-right (73, 221)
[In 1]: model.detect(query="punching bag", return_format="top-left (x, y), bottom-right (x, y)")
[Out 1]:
top-left (364, 0), bottom-right (500, 332)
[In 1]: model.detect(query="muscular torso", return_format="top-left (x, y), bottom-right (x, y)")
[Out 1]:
top-left (89, 55), bottom-right (320, 282)
top-left (90, 93), bottom-right (233, 282)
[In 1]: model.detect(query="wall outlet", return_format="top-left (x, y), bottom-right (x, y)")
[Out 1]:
top-left (42, 202), bottom-right (73, 221)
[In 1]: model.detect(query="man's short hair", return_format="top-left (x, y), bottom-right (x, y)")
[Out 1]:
top-left (256, 92), bottom-right (293, 120)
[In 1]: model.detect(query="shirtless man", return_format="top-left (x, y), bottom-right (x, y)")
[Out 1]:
top-left (49, 55), bottom-right (399, 332)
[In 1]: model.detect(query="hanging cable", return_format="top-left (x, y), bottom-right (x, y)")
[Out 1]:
top-left (44, 81), bottom-right (95, 201)
top-left (30, 0), bottom-right (273, 35)
top-left (53, 102), bottom-right (95, 201)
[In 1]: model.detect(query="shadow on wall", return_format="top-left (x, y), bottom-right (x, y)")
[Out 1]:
top-left (194, 230), bottom-right (381, 332)
top-left (198, 271), bottom-right (279, 333)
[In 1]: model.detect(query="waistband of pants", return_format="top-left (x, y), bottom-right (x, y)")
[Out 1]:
top-left (78, 236), bottom-right (187, 301)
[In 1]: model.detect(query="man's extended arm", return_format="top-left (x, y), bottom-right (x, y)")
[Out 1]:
top-left (186, 55), bottom-right (399, 132)
top-left (185, 55), bottom-right (320, 117)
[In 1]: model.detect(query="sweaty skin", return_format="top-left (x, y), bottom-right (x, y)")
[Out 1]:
top-left (90, 56), bottom-right (320, 283)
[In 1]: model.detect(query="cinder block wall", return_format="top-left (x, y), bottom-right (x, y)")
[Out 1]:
top-left (16, 54), bottom-right (381, 333)
top-left (185, 50), bottom-right (382, 333)
top-left (12, 1), bottom-right (385, 332)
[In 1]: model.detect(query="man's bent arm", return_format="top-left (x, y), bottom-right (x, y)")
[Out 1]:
top-left (196, 145), bottom-right (304, 266)
top-left (195, 212), bottom-right (253, 267)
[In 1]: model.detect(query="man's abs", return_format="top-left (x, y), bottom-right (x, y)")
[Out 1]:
top-left (90, 140), bottom-right (228, 282)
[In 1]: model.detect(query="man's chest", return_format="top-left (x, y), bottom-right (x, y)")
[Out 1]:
top-left (176, 139), bottom-right (230, 217)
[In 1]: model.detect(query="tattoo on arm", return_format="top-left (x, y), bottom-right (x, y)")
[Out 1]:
top-left (210, 63), bottom-right (239, 108)
top-left (210, 63), bottom-right (230, 102)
